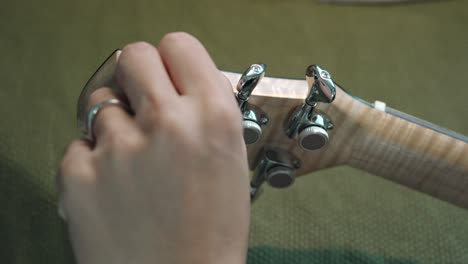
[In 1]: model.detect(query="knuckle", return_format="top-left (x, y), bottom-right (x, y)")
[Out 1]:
top-left (140, 106), bottom-right (166, 126)
top-left (159, 32), bottom-right (196, 50)
top-left (138, 108), bottom-right (200, 150)
top-left (58, 141), bottom-right (95, 192)
top-left (58, 157), bottom-right (74, 180)
top-left (105, 130), bottom-right (144, 152)
top-left (121, 41), bottom-right (155, 55)
top-left (87, 87), bottom-right (115, 111)
top-left (58, 159), bottom-right (91, 185)
top-left (116, 42), bottom-right (157, 82)
top-left (139, 102), bottom-right (181, 131)
top-left (61, 140), bottom-right (87, 169)
top-left (141, 92), bottom-right (166, 113)
top-left (158, 117), bottom-right (181, 135)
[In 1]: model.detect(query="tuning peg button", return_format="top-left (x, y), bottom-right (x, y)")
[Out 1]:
top-left (243, 120), bottom-right (262, 145)
top-left (266, 166), bottom-right (295, 188)
top-left (298, 126), bottom-right (329, 151)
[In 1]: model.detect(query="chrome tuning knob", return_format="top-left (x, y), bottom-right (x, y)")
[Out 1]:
top-left (242, 120), bottom-right (262, 145)
top-left (285, 65), bottom-right (336, 151)
top-left (305, 65), bottom-right (336, 105)
top-left (250, 147), bottom-right (301, 202)
top-left (265, 166), bottom-right (296, 189)
top-left (236, 64), bottom-right (268, 145)
top-left (298, 126), bottom-right (329, 150)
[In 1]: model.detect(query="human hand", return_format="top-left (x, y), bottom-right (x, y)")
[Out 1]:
top-left (57, 32), bottom-right (250, 264)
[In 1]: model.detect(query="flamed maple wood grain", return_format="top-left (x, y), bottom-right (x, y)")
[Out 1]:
top-left (223, 72), bottom-right (468, 209)
top-left (79, 50), bottom-right (468, 209)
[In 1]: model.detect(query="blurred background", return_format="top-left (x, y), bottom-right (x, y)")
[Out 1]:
top-left (1, 0), bottom-right (468, 263)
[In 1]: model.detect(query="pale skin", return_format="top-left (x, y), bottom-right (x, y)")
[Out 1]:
top-left (57, 32), bottom-right (250, 264)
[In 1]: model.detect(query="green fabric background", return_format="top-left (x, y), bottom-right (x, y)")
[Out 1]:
top-left (1, 0), bottom-right (467, 263)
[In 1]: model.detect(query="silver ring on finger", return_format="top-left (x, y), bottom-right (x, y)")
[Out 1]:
top-left (85, 98), bottom-right (130, 142)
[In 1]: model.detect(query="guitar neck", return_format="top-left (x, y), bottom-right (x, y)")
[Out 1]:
top-left (346, 96), bottom-right (468, 208)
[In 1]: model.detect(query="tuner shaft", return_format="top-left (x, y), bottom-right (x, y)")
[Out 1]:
top-left (236, 64), bottom-right (268, 145)
top-left (250, 147), bottom-right (301, 201)
top-left (284, 65), bottom-right (336, 151)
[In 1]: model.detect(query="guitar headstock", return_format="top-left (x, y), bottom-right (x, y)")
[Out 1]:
top-left (224, 64), bottom-right (367, 199)
top-left (78, 50), bottom-right (367, 201)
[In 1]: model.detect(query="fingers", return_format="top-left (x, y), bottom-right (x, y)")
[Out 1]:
top-left (86, 87), bottom-right (141, 147)
top-left (158, 32), bottom-right (234, 100)
top-left (57, 140), bottom-right (93, 193)
top-left (115, 42), bottom-right (179, 117)
top-left (57, 139), bottom-right (93, 220)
